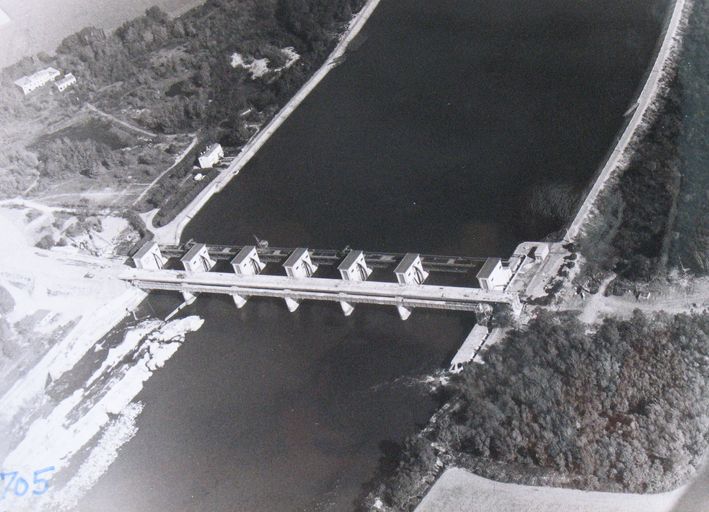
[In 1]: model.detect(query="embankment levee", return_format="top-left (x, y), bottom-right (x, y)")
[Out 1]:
top-left (152, 0), bottom-right (383, 245)
top-left (564, 0), bottom-right (691, 243)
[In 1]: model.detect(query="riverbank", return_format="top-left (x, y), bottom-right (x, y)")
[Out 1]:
top-left (151, 0), bottom-right (383, 245)
top-left (0, 202), bottom-right (210, 511)
top-left (565, 0), bottom-right (692, 242)
top-left (0, 0), bottom-right (205, 68)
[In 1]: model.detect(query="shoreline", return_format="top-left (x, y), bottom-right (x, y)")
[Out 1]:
top-left (151, 0), bottom-right (383, 245)
top-left (0, 0), bottom-right (206, 69)
top-left (564, 0), bottom-right (691, 242)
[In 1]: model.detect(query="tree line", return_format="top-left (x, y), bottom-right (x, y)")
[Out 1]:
top-left (365, 311), bottom-right (709, 510)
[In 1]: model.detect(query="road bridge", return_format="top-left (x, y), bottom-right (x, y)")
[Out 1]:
top-left (121, 268), bottom-right (521, 320)
top-left (124, 241), bottom-right (535, 320)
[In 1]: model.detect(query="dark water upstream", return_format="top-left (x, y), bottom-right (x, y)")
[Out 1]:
top-left (80, 0), bottom-right (666, 510)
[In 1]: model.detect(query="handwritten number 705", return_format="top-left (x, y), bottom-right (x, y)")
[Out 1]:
top-left (1, 467), bottom-right (55, 499)
top-left (32, 467), bottom-right (55, 495)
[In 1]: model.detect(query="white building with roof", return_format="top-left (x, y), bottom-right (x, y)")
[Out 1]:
top-left (231, 246), bottom-right (266, 276)
top-left (284, 248), bottom-right (318, 278)
top-left (476, 257), bottom-right (512, 291)
top-left (180, 243), bottom-right (216, 273)
top-left (197, 143), bottom-right (224, 169)
top-left (132, 240), bottom-right (166, 270)
top-left (14, 67), bottom-right (61, 95)
top-left (338, 250), bottom-right (372, 281)
top-left (394, 253), bottom-right (429, 285)
top-left (55, 73), bottom-right (77, 92)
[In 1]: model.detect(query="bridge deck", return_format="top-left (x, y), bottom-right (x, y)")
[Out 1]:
top-left (158, 242), bottom-right (493, 273)
top-left (122, 269), bottom-right (520, 312)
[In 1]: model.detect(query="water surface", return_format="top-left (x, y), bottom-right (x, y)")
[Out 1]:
top-left (80, 0), bottom-right (668, 510)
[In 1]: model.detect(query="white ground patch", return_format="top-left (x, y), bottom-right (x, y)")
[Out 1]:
top-left (230, 46), bottom-right (300, 79)
top-left (1, 316), bottom-right (204, 511)
top-left (45, 402), bottom-right (143, 512)
top-left (415, 468), bottom-right (686, 512)
top-left (230, 51), bottom-right (270, 78)
top-left (280, 46), bottom-right (300, 69)
top-left (0, 7), bottom-right (9, 26)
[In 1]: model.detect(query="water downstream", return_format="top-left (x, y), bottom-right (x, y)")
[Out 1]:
top-left (80, 0), bottom-right (667, 510)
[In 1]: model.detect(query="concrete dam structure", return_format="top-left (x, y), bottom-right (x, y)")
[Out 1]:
top-left (122, 241), bottom-right (553, 320)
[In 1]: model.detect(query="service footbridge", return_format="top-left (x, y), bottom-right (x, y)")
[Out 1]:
top-left (161, 240), bottom-right (493, 273)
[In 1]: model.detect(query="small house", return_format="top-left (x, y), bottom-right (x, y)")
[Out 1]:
top-left (55, 73), bottom-right (77, 92)
top-left (197, 143), bottom-right (224, 169)
top-left (476, 257), bottom-right (512, 291)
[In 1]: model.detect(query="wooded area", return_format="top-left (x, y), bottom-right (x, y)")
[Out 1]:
top-left (366, 311), bottom-right (709, 510)
top-left (671, 0), bottom-right (709, 274)
top-left (579, 0), bottom-right (709, 280)
top-left (0, 0), bottom-right (365, 201)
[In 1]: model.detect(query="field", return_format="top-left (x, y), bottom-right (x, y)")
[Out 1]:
top-left (415, 468), bottom-right (685, 512)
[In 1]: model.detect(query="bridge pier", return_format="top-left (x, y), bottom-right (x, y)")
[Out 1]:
top-left (284, 296), bottom-right (301, 313)
top-left (340, 300), bottom-right (355, 316)
top-left (397, 305), bottom-right (412, 321)
top-left (232, 293), bottom-right (248, 309)
top-left (336, 250), bottom-right (373, 316)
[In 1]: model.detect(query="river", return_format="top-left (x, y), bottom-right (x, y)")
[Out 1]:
top-left (79, 0), bottom-right (667, 510)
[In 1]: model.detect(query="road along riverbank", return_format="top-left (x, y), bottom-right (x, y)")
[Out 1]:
top-left (564, 0), bottom-right (692, 242)
top-left (151, 0), bottom-right (382, 245)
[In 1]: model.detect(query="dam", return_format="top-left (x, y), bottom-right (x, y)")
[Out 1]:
top-left (121, 240), bottom-right (560, 319)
